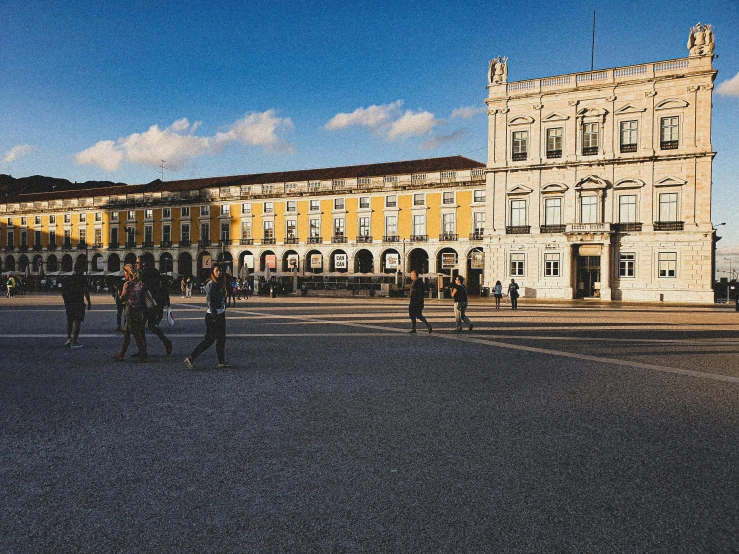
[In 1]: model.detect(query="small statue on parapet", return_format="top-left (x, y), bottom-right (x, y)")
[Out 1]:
top-left (488, 56), bottom-right (508, 84)
top-left (687, 23), bottom-right (714, 56)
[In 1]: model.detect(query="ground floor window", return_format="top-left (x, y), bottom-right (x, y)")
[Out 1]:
top-left (544, 253), bottom-right (559, 277)
top-left (619, 253), bottom-right (635, 278)
top-left (658, 252), bottom-right (677, 278)
top-left (510, 253), bottom-right (524, 276)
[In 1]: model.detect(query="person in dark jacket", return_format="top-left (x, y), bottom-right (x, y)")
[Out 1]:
top-left (508, 279), bottom-right (520, 310)
top-left (62, 259), bottom-right (92, 348)
top-left (408, 270), bottom-right (432, 334)
top-left (137, 256), bottom-right (173, 355)
top-left (451, 275), bottom-right (473, 332)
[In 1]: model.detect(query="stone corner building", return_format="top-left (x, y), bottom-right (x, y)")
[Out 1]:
top-left (0, 25), bottom-right (719, 302)
top-left (484, 23), bottom-right (717, 302)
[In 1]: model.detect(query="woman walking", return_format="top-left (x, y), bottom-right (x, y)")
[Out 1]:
top-left (112, 264), bottom-right (148, 363)
top-left (184, 264), bottom-right (235, 370)
top-left (451, 275), bottom-right (473, 332)
top-left (493, 280), bottom-right (503, 310)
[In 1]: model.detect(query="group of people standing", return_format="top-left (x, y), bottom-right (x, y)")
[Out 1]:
top-left (407, 273), bottom-right (522, 333)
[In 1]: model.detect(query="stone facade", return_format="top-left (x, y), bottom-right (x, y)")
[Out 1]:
top-left (484, 29), bottom-right (717, 302)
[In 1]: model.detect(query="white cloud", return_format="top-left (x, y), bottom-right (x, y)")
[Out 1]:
top-left (717, 72), bottom-right (739, 97)
top-left (388, 110), bottom-right (439, 141)
top-left (4, 144), bottom-right (35, 163)
top-left (717, 245), bottom-right (739, 256)
top-left (420, 129), bottom-right (466, 150)
top-left (76, 111), bottom-right (295, 173)
top-left (325, 101), bottom-right (403, 131)
top-left (450, 106), bottom-right (486, 119)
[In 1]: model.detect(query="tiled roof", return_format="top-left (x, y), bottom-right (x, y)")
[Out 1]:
top-left (9, 155), bottom-right (485, 203)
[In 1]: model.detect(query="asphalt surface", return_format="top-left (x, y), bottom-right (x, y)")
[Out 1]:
top-left (1, 293), bottom-right (738, 553)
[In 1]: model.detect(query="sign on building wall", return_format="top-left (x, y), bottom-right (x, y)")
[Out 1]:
top-left (471, 251), bottom-right (484, 269)
top-left (243, 255), bottom-right (254, 269)
top-left (287, 254), bottom-right (299, 269)
top-left (311, 254), bottom-right (323, 269)
top-left (385, 253), bottom-right (399, 270)
top-left (201, 254), bottom-right (212, 269)
top-left (96, 257), bottom-right (104, 270)
top-left (441, 253), bottom-right (457, 268)
top-left (265, 255), bottom-right (276, 269)
top-left (334, 253), bottom-right (347, 269)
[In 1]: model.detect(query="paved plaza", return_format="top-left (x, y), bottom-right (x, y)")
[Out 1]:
top-left (1, 293), bottom-right (738, 553)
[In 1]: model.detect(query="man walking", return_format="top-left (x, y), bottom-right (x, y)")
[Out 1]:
top-left (508, 279), bottom-right (520, 310)
top-left (451, 275), bottom-right (473, 332)
top-left (408, 270), bottom-right (432, 334)
top-left (62, 259), bottom-right (91, 348)
top-left (137, 256), bottom-right (173, 355)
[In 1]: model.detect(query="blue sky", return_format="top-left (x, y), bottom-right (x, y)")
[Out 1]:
top-left (1, 1), bottom-right (738, 258)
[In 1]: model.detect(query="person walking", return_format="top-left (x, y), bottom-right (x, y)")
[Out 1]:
top-left (184, 263), bottom-right (235, 370)
top-left (111, 277), bottom-right (125, 331)
top-left (180, 278), bottom-right (187, 298)
top-left (493, 280), bottom-right (503, 310)
top-left (137, 256), bottom-right (173, 355)
top-left (112, 264), bottom-right (148, 363)
top-left (62, 259), bottom-right (92, 348)
top-left (185, 276), bottom-right (193, 298)
top-left (451, 275), bottom-right (473, 332)
top-left (408, 269), bottom-right (432, 334)
top-left (226, 274), bottom-right (236, 307)
top-left (508, 279), bottom-right (520, 310)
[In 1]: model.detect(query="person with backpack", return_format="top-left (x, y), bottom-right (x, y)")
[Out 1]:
top-left (62, 259), bottom-right (91, 348)
top-left (137, 256), bottom-right (173, 356)
top-left (451, 275), bottom-right (473, 332)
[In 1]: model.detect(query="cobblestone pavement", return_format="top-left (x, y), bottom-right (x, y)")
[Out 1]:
top-left (1, 294), bottom-right (738, 553)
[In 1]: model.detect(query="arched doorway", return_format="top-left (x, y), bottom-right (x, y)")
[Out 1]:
top-left (159, 252), bottom-right (174, 275)
top-left (4, 255), bottom-right (15, 272)
top-left (354, 249), bottom-right (374, 273)
top-left (282, 250), bottom-right (299, 272)
top-left (18, 254), bottom-right (29, 273)
top-left (305, 250), bottom-right (323, 274)
top-left (124, 252), bottom-right (137, 267)
top-left (408, 248), bottom-right (430, 275)
top-left (216, 251), bottom-right (233, 274)
top-left (380, 249), bottom-right (400, 274)
top-left (91, 253), bottom-right (104, 272)
top-left (47, 255), bottom-right (58, 273)
top-left (178, 252), bottom-right (193, 277)
top-left (466, 247), bottom-right (484, 294)
top-left (196, 251), bottom-right (212, 282)
top-left (436, 247), bottom-right (458, 294)
top-left (75, 254), bottom-right (88, 273)
top-left (330, 249), bottom-right (349, 273)
top-left (61, 254), bottom-right (73, 272)
top-left (32, 254), bottom-right (43, 274)
top-left (108, 253), bottom-right (121, 273)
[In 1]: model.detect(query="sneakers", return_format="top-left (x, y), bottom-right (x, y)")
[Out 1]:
top-left (427, 324), bottom-right (432, 334)
top-left (64, 339), bottom-right (72, 348)
top-left (217, 362), bottom-right (235, 369)
top-left (184, 356), bottom-right (197, 370)
top-left (71, 342), bottom-right (83, 349)
top-left (469, 324), bottom-right (474, 332)
top-left (409, 329), bottom-right (417, 334)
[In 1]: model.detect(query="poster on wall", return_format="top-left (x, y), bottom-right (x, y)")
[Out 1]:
top-left (334, 253), bottom-right (347, 270)
top-left (201, 254), bottom-right (212, 269)
top-left (471, 251), bottom-right (484, 269)
top-left (287, 254), bottom-right (299, 269)
top-left (243, 255), bottom-right (254, 269)
top-left (311, 254), bottom-right (323, 269)
top-left (96, 257), bottom-right (105, 270)
top-left (385, 253), bottom-right (399, 270)
top-left (441, 253), bottom-right (457, 268)
top-left (265, 254), bottom-right (277, 269)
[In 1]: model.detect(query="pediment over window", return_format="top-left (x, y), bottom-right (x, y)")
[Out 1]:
top-left (615, 104), bottom-right (647, 115)
top-left (614, 178), bottom-right (645, 189)
top-left (575, 175), bottom-right (610, 190)
top-left (508, 116), bottom-right (535, 126)
top-left (655, 99), bottom-right (689, 110)
top-left (542, 112), bottom-right (570, 122)
top-left (654, 176), bottom-right (687, 187)
top-left (576, 107), bottom-right (608, 119)
top-left (506, 184), bottom-right (533, 195)
top-left (541, 183), bottom-right (568, 194)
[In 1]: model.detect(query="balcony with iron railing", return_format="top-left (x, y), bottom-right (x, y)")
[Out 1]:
top-left (63, 241), bottom-right (73, 250)
top-left (125, 241), bottom-right (136, 248)
top-left (546, 149), bottom-right (562, 159)
top-left (284, 237), bottom-right (299, 244)
top-left (5, 244), bottom-right (14, 251)
top-left (47, 243), bottom-right (57, 251)
top-left (620, 144), bottom-right (638, 153)
top-left (92, 243), bottom-right (103, 249)
top-left (540, 225), bottom-right (566, 234)
top-left (383, 235), bottom-right (400, 242)
top-left (660, 140), bottom-right (679, 150)
top-left (77, 243), bottom-right (88, 250)
top-left (307, 237), bottom-right (322, 244)
top-left (356, 235), bottom-right (373, 243)
top-left (239, 238), bottom-right (253, 245)
top-left (410, 234), bottom-right (428, 242)
top-left (142, 241), bottom-right (154, 248)
top-left (469, 232), bottom-right (485, 241)
top-left (654, 221), bottom-right (684, 231)
top-left (108, 242), bottom-right (119, 250)
top-left (198, 239), bottom-right (211, 247)
top-left (160, 240), bottom-right (172, 248)
top-left (32, 244), bottom-right (42, 251)
top-left (179, 240), bottom-right (191, 247)
top-left (566, 223), bottom-right (612, 233)
top-left (18, 244), bottom-right (29, 252)
top-left (614, 223), bottom-right (643, 232)
top-left (262, 237), bottom-right (276, 245)
top-left (506, 226), bottom-right (531, 235)
top-left (439, 233), bottom-right (458, 241)
top-left (582, 146), bottom-right (598, 156)
top-left (332, 235), bottom-right (347, 244)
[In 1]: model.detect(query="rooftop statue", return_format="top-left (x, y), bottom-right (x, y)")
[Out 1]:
top-left (488, 56), bottom-right (508, 85)
top-left (687, 22), bottom-right (715, 56)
